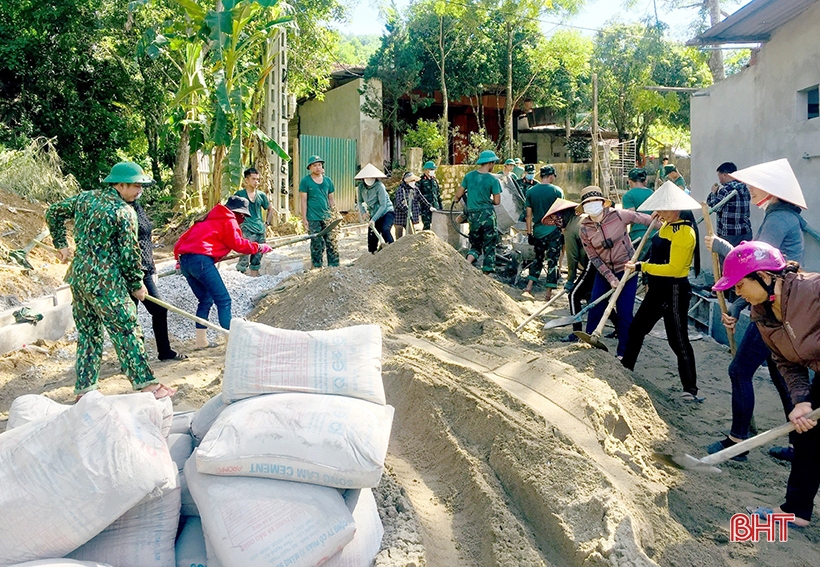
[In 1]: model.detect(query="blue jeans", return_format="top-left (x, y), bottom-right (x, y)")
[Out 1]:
top-left (585, 271), bottom-right (637, 357)
top-left (729, 322), bottom-right (794, 440)
top-left (179, 254), bottom-right (232, 330)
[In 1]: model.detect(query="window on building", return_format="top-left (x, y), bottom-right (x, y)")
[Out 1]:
top-left (808, 86), bottom-right (819, 120)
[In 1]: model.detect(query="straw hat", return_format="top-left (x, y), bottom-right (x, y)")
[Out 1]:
top-left (402, 172), bottom-right (421, 183)
top-left (354, 163), bottom-right (387, 180)
top-left (638, 181), bottom-right (700, 211)
top-left (544, 198), bottom-right (579, 218)
top-left (575, 186), bottom-right (612, 214)
top-left (729, 158), bottom-right (806, 209)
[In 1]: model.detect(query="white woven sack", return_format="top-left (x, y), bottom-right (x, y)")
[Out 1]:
top-left (184, 456), bottom-right (356, 567)
top-left (178, 469), bottom-right (199, 517)
top-left (324, 489), bottom-right (384, 567)
top-left (170, 411), bottom-right (194, 435)
top-left (68, 485), bottom-right (181, 567)
top-left (168, 433), bottom-right (194, 470)
top-left (6, 393), bottom-right (173, 437)
top-left (175, 517), bottom-right (207, 567)
top-left (8, 561), bottom-right (111, 567)
top-left (196, 393), bottom-right (394, 488)
top-left (222, 320), bottom-right (385, 405)
top-left (0, 391), bottom-right (176, 566)
top-left (191, 393), bottom-right (228, 442)
top-left (203, 530), bottom-right (224, 567)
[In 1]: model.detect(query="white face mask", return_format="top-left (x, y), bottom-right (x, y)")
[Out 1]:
top-left (364, 177), bottom-right (376, 186)
top-left (583, 201), bottom-right (604, 217)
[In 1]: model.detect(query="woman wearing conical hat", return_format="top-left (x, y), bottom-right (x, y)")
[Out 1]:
top-left (705, 158), bottom-right (806, 461)
top-left (355, 164), bottom-right (394, 253)
top-left (621, 181), bottom-right (703, 402)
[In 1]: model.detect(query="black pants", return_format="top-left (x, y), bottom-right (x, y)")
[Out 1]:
top-left (368, 211), bottom-right (395, 253)
top-left (132, 273), bottom-right (175, 360)
top-left (568, 263), bottom-right (595, 332)
top-left (622, 278), bottom-right (698, 396)
top-left (782, 378), bottom-right (820, 521)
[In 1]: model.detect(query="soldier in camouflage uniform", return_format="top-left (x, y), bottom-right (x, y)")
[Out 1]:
top-left (46, 162), bottom-right (174, 399)
top-left (453, 150), bottom-right (502, 273)
top-left (299, 155), bottom-right (340, 268)
top-left (418, 161), bottom-right (441, 230)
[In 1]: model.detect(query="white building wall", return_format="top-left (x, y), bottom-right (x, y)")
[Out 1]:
top-left (691, 0), bottom-right (820, 271)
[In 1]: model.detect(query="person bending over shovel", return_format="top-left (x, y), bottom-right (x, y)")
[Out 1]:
top-left (46, 162), bottom-right (176, 399)
top-left (174, 195), bottom-right (272, 347)
top-left (713, 241), bottom-right (819, 528)
top-left (355, 163), bottom-right (394, 253)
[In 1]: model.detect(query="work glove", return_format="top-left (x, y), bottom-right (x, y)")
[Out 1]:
top-left (429, 206), bottom-right (436, 212)
top-left (259, 244), bottom-right (273, 254)
top-left (564, 280), bottom-right (575, 292)
top-left (527, 234), bottom-right (535, 246)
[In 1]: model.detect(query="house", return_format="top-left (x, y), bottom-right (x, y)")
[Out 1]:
top-left (688, 0), bottom-right (820, 271)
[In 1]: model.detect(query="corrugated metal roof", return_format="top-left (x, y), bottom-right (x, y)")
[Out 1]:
top-left (687, 0), bottom-right (818, 45)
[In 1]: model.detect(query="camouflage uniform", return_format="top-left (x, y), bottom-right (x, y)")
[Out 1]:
top-left (466, 210), bottom-right (498, 272)
top-left (528, 231), bottom-right (563, 287)
top-left (308, 219), bottom-right (340, 268)
top-left (418, 174), bottom-right (441, 230)
top-left (46, 187), bottom-right (157, 395)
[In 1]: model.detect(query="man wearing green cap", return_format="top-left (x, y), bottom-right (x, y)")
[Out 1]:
top-left (622, 168), bottom-right (654, 243)
top-left (453, 150), bottom-right (502, 272)
top-left (299, 155), bottom-right (339, 268)
top-left (46, 162), bottom-right (174, 399)
top-left (418, 161), bottom-right (441, 230)
top-left (523, 166), bottom-right (563, 299)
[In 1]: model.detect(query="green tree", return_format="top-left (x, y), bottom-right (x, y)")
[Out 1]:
top-left (335, 33), bottom-right (381, 65)
top-left (540, 30), bottom-right (593, 137)
top-left (403, 118), bottom-right (447, 161)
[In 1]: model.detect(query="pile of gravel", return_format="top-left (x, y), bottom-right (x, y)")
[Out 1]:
top-left (138, 265), bottom-right (296, 344)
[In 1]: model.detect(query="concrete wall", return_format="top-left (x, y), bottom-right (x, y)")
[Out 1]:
top-left (298, 79), bottom-right (383, 170)
top-left (691, 0), bottom-right (820, 271)
top-left (518, 133), bottom-right (569, 163)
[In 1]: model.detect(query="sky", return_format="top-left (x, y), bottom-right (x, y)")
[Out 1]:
top-left (332, 0), bottom-right (717, 42)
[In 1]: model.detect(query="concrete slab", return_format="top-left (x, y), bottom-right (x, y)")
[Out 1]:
top-left (0, 303), bottom-right (75, 354)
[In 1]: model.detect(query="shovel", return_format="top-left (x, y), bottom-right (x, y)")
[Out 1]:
top-left (694, 188), bottom-right (738, 226)
top-left (574, 220), bottom-right (657, 351)
top-left (221, 218), bottom-right (342, 263)
top-left (368, 221), bottom-right (387, 250)
top-left (9, 229), bottom-right (50, 269)
top-left (659, 407), bottom-right (820, 473)
top-left (543, 271), bottom-right (638, 330)
top-left (143, 295), bottom-right (229, 335)
top-left (701, 202), bottom-right (736, 355)
top-left (514, 289), bottom-right (567, 333)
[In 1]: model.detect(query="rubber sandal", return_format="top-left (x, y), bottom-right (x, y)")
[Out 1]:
top-left (195, 342), bottom-right (219, 350)
top-left (159, 352), bottom-right (188, 361)
top-left (681, 392), bottom-right (705, 403)
top-left (745, 506), bottom-right (809, 528)
top-left (768, 445), bottom-right (794, 462)
top-left (706, 437), bottom-right (748, 461)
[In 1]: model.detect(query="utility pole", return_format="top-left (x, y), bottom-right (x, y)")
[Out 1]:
top-left (264, 29), bottom-right (290, 220)
top-left (592, 73), bottom-right (599, 187)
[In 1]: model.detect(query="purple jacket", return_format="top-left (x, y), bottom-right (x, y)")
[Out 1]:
top-left (579, 208), bottom-right (653, 284)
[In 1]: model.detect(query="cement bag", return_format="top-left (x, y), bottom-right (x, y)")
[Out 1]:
top-left (6, 393), bottom-right (173, 438)
top-left (0, 391), bottom-right (176, 566)
top-left (68, 484), bottom-right (181, 567)
top-left (191, 393), bottom-right (228, 442)
top-left (222, 320), bottom-right (385, 405)
top-left (178, 469), bottom-right (199, 517)
top-left (324, 489), bottom-right (384, 567)
top-left (196, 393), bottom-right (394, 488)
top-left (203, 531), bottom-right (224, 567)
top-left (175, 517), bottom-right (207, 567)
top-left (168, 432), bottom-right (194, 470)
top-left (184, 456), bottom-right (355, 567)
top-left (171, 411), bottom-right (194, 435)
top-left (9, 562), bottom-right (112, 567)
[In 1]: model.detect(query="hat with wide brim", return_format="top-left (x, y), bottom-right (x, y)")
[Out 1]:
top-left (638, 180), bottom-right (700, 211)
top-left (729, 158), bottom-right (806, 209)
top-left (102, 162), bottom-right (153, 184)
top-left (476, 150), bottom-right (500, 165)
top-left (225, 195), bottom-right (251, 217)
top-left (544, 198), bottom-right (580, 219)
top-left (354, 163), bottom-right (387, 180)
top-left (306, 155), bottom-right (324, 168)
top-left (575, 186), bottom-right (612, 214)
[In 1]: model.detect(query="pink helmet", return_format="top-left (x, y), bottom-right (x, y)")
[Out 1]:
top-left (713, 241), bottom-right (786, 291)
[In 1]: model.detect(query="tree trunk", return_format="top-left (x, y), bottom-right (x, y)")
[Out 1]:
top-left (438, 17), bottom-right (450, 164)
top-left (210, 145), bottom-right (225, 209)
top-left (706, 0), bottom-right (725, 81)
top-left (190, 150), bottom-right (203, 210)
top-left (172, 127), bottom-right (190, 210)
top-left (504, 23), bottom-right (515, 158)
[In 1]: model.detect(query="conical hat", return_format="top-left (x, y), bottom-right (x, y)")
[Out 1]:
top-left (638, 181), bottom-right (700, 211)
top-left (354, 163), bottom-right (387, 179)
top-left (729, 158), bottom-right (806, 209)
top-left (544, 198), bottom-right (579, 218)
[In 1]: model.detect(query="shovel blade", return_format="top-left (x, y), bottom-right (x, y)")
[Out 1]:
top-left (573, 331), bottom-right (608, 351)
top-left (654, 452), bottom-right (722, 473)
top-left (543, 314), bottom-right (579, 330)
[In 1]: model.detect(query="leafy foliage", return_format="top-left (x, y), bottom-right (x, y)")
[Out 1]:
top-left (403, 119), bottom-right (447, 161)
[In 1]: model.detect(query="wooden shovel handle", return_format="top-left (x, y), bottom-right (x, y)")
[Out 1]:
top-left (701, 203), bottom-right (736, 355)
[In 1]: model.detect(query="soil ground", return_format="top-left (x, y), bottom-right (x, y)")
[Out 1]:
top-left (1, 217), bottom-right (818, 566)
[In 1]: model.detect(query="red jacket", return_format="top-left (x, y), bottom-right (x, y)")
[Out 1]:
top-left (174, 204), bottom-right (260, 261)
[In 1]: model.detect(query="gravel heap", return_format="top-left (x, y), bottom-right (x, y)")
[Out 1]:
top-left (138, 264), bottom-right (296, 343)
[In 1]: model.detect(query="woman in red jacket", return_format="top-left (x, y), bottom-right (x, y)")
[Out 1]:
top-left (174, 196), bottom-right (271, 346)
top-left (714, 241), bottom-right (819, 527)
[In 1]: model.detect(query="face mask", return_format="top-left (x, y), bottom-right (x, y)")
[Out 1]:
top-left (583, 201), bottom-right (604, 217)
top-left (364, 178), bottom-right (375, 186)
top-left (755, 195), bottom-right (773, 209)
top-left (526, 174), bottom-right (534, 180)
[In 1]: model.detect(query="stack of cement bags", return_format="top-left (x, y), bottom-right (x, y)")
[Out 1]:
top-left (176, 320), bottom-right (392, 567)
top-left (0, 392), bottom-right (179, 567)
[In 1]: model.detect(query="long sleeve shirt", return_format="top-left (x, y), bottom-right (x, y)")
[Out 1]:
top-left (563, 214), bottom-right (587, 284)
top-left (357, 181), bottom-right (394, 222)
top-left (641, 221), bottom-right (695, 278)
top-left (706, 180), bottom-right (752, 237)
top-left (174, 204), bottom-right (261, 262)
top-left (579, 208), bottom-right (653, 285)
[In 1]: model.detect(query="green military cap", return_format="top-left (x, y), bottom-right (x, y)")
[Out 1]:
top-left (476, 150), bottom-right (500, 165)
top-left (663, 164), bottom-right (678, 175)
top-left (306, 155), bottom-right (325, 168)
top-left (524, 164), bottom-right (535, 173)
top-left (540, 165), bottom-right (556, 177)
top-left (422, 161), bottom-right (437, 170)
top-left (102, 162), bottom-right (153, 184)
top-left (504, 158), bottom-right (516, 165)
top-left (628, 168), bottom-right (647, 181)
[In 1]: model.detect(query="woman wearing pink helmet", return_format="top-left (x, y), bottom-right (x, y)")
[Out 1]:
top-left (714, 241), bottom-right (819, 527)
